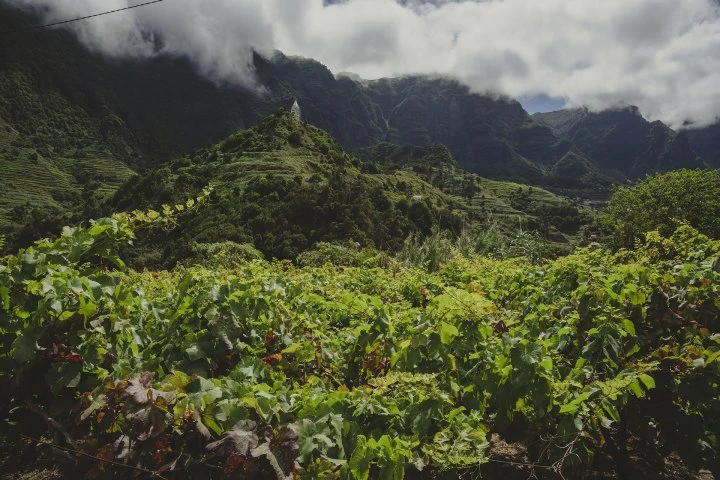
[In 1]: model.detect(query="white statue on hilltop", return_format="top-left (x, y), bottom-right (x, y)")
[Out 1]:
top-left (291, 99), bottom-right (301, 121)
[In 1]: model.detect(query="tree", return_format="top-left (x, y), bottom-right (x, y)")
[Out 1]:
top-left (600, 169), bottom-right (720, 248)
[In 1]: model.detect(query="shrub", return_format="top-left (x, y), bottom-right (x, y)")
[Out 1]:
top-left (296, 241), bottom-right (363, 267)
top-left (187, 241), bottom-right (264, 268)
top-left (599, 169), bottom-right (720, 248)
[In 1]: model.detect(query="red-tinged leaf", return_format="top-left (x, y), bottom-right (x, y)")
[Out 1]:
top-left (263, 354), bottom-right (282, 367)
top-left (65, 354), bottom-right (83, 364)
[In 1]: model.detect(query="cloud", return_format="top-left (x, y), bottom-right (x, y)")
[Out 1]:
top-left (8, 0), bottom-right (720, 127)
top-left (7, 0), bottom-right (275, 89)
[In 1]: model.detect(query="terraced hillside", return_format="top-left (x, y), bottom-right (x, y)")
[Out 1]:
top-left (0, 5), bottom-right (141, 233)
top-left (360, 143), bottom-right (591, 244)
top-left (108, 110), bottom-right (589, 267)
top-left (0, 147), bottom-right (135, 230)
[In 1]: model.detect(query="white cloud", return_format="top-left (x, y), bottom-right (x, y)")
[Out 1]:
top-left (8, 0), bottom-right (275, 89)
top-left (8, 0), bottom-right (720, 127)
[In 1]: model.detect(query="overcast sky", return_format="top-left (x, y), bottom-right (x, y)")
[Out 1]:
top-left (8, 0), bottom-right (720, 127)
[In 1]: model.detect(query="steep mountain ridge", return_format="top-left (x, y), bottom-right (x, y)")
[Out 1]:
top-left (360, 76), bottom-right (559, 182)
top-left (533, 107), bottom-right (704, 178)
top-left (108, 110), bottom-right (465, 264)
top-left (685, 122), bottom-right (720, 168)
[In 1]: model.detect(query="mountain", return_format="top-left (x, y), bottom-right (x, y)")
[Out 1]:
top-left (107, 110), bottom-right (586, 266)
top-left (247, 54), bottom-right (573, 184)
top-left (359, 142), bottom-right (591, 243)
top-left (108, 110), bottom-right (464, 264)
top-left (684, 122), bottom-right (720, 168)
top-left (0, 0), bottom-right (709, 239)
top-left (0, 6), bottom-right (577, 183)
top-left (0, 5), bottom-right (141, 232)
top-left (360, 76), bottom-right (565, 182)
top-left (532, 107), bottom-right (704, 178)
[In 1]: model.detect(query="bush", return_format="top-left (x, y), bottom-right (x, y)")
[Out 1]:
top-left (459, 219), bottom-right (554, 265)
top-left (3, 216), bottom-right (720, 478)
top-left (187, 241), bottom-right (264, 268)
top-left (600, 169), bottom-right (720, 248)
top-left (398, 222), bottom-right (555, 271)
top-left (495, 230), bottom-right (554, 264)
top-left (296, 241), bottom-right (366, 267)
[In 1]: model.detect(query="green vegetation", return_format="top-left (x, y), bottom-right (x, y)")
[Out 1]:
top-left (360, 142), bottom-right (592, 247)
top-left (0, 29), bottom-right (138, 238)
top-left (1, 206), bottom-right (719, 479)
top-left (187, 241), bottom-right (264, 269)
top-left (104, 111), bottom-right (588, 268)
top-left (105, 111), bottom-right (466, 266)
top-left (0, 150), bottom-right (135, 231)
top-left (2, 7), bottom-right (719, 478)
top-left (600, 169), bottom-right (720, 248)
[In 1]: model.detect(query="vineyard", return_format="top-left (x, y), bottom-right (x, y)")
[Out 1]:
top-left (1, 209), bottom-right (719, 479)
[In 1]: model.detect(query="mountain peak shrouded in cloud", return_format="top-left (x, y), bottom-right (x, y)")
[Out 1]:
top-left (5, 0), bottom-right (276, 90)
top-left (7, 0), bottom-right (720, 128)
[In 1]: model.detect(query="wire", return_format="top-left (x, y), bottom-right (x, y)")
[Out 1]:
top-left (1, 0), bottom-right (165, 35)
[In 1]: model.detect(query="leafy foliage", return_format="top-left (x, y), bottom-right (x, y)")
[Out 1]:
top-left (186, 241), bottom-right (264, 269)
top-left (295, 242), bottom-right (384, 268)
top-left (600, 169), bottom-right (720, 247)
top-left (1, 208), bottom-right (719, 478)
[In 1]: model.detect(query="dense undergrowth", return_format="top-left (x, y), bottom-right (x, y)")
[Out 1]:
top-left (1, 208), bottom-right (719, 479)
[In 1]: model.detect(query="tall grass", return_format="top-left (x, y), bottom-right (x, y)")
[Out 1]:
top-left (399, 218), bottom-right (553, 271)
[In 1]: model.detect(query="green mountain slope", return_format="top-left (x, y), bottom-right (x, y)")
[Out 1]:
top-left (108, 111), bottom-right (587, 266)
top-left (0, 5), bottom-right (141, 230)
top-left (0, 149), bottom-right (134, 224)
top-left (108, 110), bottom-right (465, 265)
top-left (360, 143), bottom-right (591, 243)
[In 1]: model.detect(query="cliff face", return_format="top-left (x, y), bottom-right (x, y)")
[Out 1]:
top-left (533, 107), bottom-right (704, 178)
top-left (359, 77), bottom-right (563, 183)
top-left (684, 122), bottom-right (720, 168)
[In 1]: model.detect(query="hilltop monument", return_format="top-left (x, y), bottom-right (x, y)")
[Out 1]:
top-left (291, 99), bottom-right (302, 121)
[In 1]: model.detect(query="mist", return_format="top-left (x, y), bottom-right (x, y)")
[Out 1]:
top-left (8, 0), bottom-right (720, 127)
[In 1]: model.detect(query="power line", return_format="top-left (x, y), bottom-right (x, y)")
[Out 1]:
top-left (1, 0), bottom-right (165, 35)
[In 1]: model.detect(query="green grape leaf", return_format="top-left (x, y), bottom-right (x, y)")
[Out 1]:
top-left (439, 322), bottom-right (459, 345)
top-left (11, 333), bottom-right (36, 363)
top-left (349, 436), bottom-right (370, 480)
top-left (638, 373), bottom-right (655, 390)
